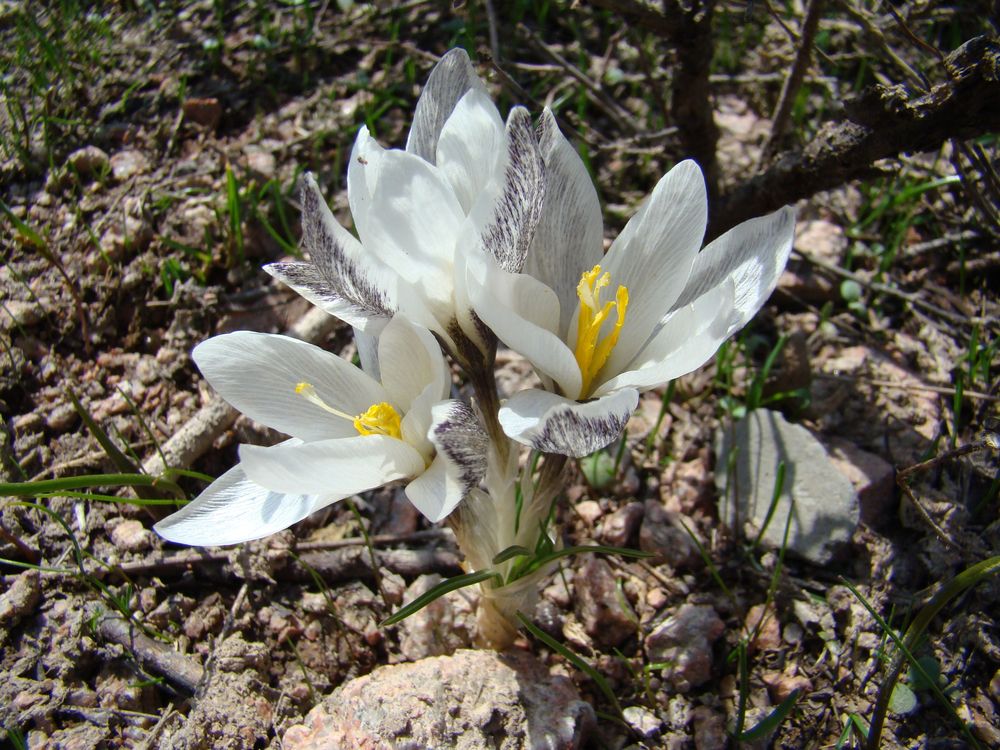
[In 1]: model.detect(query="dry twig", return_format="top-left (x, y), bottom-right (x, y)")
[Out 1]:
top-left (711, 36), bottom-right (1000, 237)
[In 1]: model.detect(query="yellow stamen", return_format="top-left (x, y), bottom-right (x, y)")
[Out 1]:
top-left (574, 264), bottom-right (629, 397)
top-left (353, 402), bottom-right (402, 439)
top-left (294, 382), bottom-right (402, 440)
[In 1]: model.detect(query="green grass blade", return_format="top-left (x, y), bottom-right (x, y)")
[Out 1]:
top-left (752, 460), bottom-right (786, 551)
top-left (0, 473), bottom-right (185, 499)
top-left (492, 545), bottom-right (533, 565)
top-left (736, 689), bottom-right (801, 742)
top-left (847, 560), bottom-right (1000, 750)
top-left (65, 390), bottom-right (140, 476)
top-left (380, 569), bottom-right (500, 627)
top-left (516, 610), bottom-right (622, 715)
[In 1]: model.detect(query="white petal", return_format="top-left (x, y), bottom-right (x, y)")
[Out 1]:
top-left (596, 282), bottom-right (736, 395)
top-left (459, 106), bottom-right (546, 274)
top-left (466, 251), bottom-right (582, 398)
top-left (672, 205), bottom-right (795, 324)
top-left (405, 400), bottom-right (488, 522)
top-left (354, 327), bottom-right (380, 381)
top-left (400, 380), bottom-right (439, 464)
top-left (378, 316), bottom-right (450, 413)
top-left (361, 149), bottom-right (464, 291)
top-left (451, 249), bottom-right (496, 364)
top-left (239, 436), bottom-right (425, 495)
top-left (153, 460), bottom-right (341, 546)
top-left (498, 387), bottom-right (639, 457)
top-left (404, 454), bottom-right (452, 522)
top-left (193, 332), bottom-right (389, 442)
top-left (347, 126), bottom-right (386, 247)
top-left (436, 88), bottom-right (505, 213)
top-left (265, 173), bottom-right (396, 332)
top-left (450, 109), bottom-right (549, 360)
top-left (601, 160), bottom-right (707, 376)
top-left (523, 108), bottom-right (604, 339)
top-left (407, 48), bottom-right (488, 164)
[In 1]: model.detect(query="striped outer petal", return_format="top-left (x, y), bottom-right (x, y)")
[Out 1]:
top-left (498, 387), bottom-right (639, 457)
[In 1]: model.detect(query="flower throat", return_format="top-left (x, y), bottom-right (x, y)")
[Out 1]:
top-left (574, 264), bottom-right (629, 397)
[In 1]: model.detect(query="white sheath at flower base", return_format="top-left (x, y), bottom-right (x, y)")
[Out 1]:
top-left (264, 48), bottom-right (545, 368)
top-left (466, 109), bottom-right (797, 457)
top-left (154, 316), bottom-right (488, 547)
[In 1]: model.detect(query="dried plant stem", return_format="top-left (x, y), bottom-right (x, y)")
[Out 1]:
top-left (665, 0), bottom-right (720, 200)
top-left (895, 434), bottom-right (998, 553)
top-left (521, 23), bottom-right (636, 134)
top-left (761, 0), bottom-right (825, 166)
top-left (710, 36), bottom-right (1000, 238)
top-left (96, 615), bottom-right (203, 693)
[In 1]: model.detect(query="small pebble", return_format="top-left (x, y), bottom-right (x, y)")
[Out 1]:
top-left (600, 501), bottom-right (644, 547)
top-left (576, 499), bottom-right (603, 525)
top-left (2, 299), bottom-right (44, 328)
top-left (762, 671), bottom-right (813, 703)
top-left (182, 97), bottom-right (223, 129)
top-left (111, 519), bottom-right (153, 552)
top-left (646, 587), bottom-right (669, 610)
top-left (646, 603), bottom-right (724, 692)
top-left (574, 556), bottom-right (637, 648)
top-left (0, 570), bottom-right (41, 624)
top-left (623, 705), bottom-right (662, 739)
top-left (691, 705), bottom-right (727, 750)
top-left (745, 603), bottom-right (782, 652)
top-left (45, 403), bottom-right (78, 432)
top-left (783, 622), bottom-right (804, 645)
top-left (66, 145), bottom-right (110, 179)
top-left (110, 149), bottom-right (149, 181)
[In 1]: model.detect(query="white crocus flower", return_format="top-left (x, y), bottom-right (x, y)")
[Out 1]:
top-left (154, 316), bottom-right (487, 546)
top-left (265, 48), bottom-right (544, 368)
top-left (467, 110), bottom-right (796, 457)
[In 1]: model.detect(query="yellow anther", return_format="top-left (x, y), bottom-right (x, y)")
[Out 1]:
top-left (353, 402), bottom-right (402, 439)
top-left (574, 264), bottom-right (629, 397)
top-left (294, 382), bottom-right (400, 440)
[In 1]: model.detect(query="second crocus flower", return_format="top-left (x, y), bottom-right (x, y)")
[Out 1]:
top-left (466, 110), bottom-right (796, 457)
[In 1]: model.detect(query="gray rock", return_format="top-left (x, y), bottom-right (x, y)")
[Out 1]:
top-left (109, 149), bottom-right (149, 181)
top-left (0, 570), bottom-right (40, 625)
top-left (639, 500), bottom-right (699, 569)
top-left (691, 705), bottom-right (728, 750)
top-left (574, 556), bottom-right (637, 648)
top-left (110, 519), bottom-right (153, 553)
top-left (282, 649), bottom-right (595, 750)
top-left (826, 437), bottom-right (895, 527)
top-left (600, 501), bottom-right (645, 547)
top-left (66, 145), bottom-right (110, 179)
top-left (715, 408), bottom-right (858, 565)
top-left (1, 299), bottom-right (44, 328)
top-left (645, 604), bottom-right (724, 692)
top-left (396, 573), bottom-right (475, 661)
top-left (623, 705), bottom-right (662, 740)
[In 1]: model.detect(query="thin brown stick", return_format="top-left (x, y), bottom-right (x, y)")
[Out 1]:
top-left (789, 248), bottom-right (991, 331)
top-left (815, 373), bottom-right (997, 403)
top-left (96, 615), bottom-right (204, 693)
top-left (710, 36), bottom-right (1000, 238)
top-left (895, 434), bottom-right (998, 552)
top-left (521, 24), bottom-right (637, 134)
top-left (664, 0), bottom-right (720, 201)
top-left (761, 0), bottom-right (825, 165)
